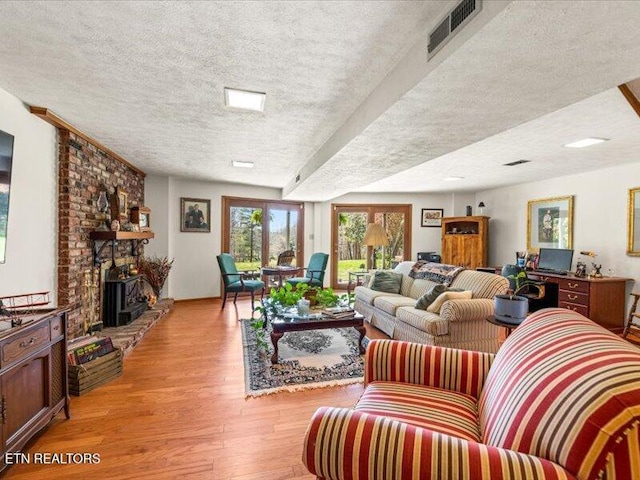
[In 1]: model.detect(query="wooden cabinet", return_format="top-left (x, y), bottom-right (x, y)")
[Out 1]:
top-left (527, 272), bottom-right (630, 331)
top-left (441, 216), bottom-right (489, 269)
top-left (0, 308), bottom-right (69, 472)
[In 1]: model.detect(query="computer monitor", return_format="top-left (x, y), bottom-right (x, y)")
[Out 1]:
top-left (537, 248), bottom-right (574, 272)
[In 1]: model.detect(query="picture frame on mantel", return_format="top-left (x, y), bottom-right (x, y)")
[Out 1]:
top-left (527, 195), bottom-right (574, 250)
top-left (180, 198), bottom-right (211, 233)
top-left (421, 208), bottom-right (444, 227)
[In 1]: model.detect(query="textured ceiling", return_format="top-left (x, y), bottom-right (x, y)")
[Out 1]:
top-left (0, 0), bottom-right (444, 187)
top-left (1, 1), bottom-right (640, 201)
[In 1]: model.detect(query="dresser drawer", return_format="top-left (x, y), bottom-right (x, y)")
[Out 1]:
top-left (1, 323), bottom-right (50, 367)
top-left (559, 301), bottom-right (589, 317)
top-left (558, 279), bottom-right (589, 293)
top-left (558, 290), bottom-right (589, 306)
top-left (50, 315), bottom-right (64, 339)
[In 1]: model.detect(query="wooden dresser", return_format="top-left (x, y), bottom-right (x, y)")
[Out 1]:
top-left (441, 216), bottom-right (489, 269)
top-left (527, 272), bottom-right (631, 332)
top-left (0, 308), bottom-right (69, 471)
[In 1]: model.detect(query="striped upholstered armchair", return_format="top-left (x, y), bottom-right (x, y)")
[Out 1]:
top-left (303, 308), bottom-right (640, 479)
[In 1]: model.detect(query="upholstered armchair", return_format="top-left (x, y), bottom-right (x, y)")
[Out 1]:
top-left (287, 252), bottom-right (328, 288)
top-left (303, 309), bottom-right (640, 479)
top-left (216, 253), bottom-right (265, 309)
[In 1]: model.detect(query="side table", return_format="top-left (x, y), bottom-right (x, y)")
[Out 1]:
top-left (347, 271), bottom-right (369, 295)
top-left (486, 315), bottom-right (519, 338)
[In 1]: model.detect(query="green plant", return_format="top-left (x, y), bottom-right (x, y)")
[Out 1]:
top-left (251, 304), bottom-right (269, 352)
top-left (268, 282), bottom-right (304, 306)
top-left (506, 271), bottom-right (544, 299)
top-left (314, 287), bottom-right (340, 307)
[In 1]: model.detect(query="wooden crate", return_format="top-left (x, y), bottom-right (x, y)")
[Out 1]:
top-left (68, 349), bottom-right (123, 396)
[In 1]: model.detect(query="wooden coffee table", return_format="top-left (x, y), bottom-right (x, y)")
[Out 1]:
top-left (267, 310), bottom-right (365, 364)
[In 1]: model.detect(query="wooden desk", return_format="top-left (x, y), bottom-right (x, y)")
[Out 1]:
top-left (527, 271), bottom-right (632, 332)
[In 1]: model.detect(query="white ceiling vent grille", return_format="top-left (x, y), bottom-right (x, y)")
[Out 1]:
top-left (428, 0), bottom-right (481, 60)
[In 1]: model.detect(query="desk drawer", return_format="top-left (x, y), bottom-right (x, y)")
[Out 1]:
top-left (559, 301), bottom-right (589, 316)
top-left (558, 279), bottom-right (589, 293)
top-left (559, 290), bottom-right (589, 306)
top-left (1, 323), bottom-right (50, 366)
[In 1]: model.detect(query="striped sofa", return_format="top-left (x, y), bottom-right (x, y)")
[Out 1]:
top-left (303, 309), bottom-right (640, 479)
top-left (354, 261), bottom-right (508, 353)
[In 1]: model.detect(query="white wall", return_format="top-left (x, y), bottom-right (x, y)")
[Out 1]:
top-left (146, 176), bottom-right (311, 300)
top-left (476, 162), bottom-right (640, 304)
top-left (0, 87), bottom-right (57, 302)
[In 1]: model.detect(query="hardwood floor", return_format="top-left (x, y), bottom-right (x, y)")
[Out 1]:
top-left (5, 299), bottom-right (387, 480)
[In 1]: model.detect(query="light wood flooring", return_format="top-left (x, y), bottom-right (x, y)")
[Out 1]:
top-left (5, 299), bottom-right (387, 480)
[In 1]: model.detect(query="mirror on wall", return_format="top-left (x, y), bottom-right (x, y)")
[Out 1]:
top-left (0, 129), bottom-right (14, 264)
top-left (628, 187), bottom-right (640, 256)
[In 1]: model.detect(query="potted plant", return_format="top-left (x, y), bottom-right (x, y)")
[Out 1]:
top-left (494, 270), bottom-right (544, 325)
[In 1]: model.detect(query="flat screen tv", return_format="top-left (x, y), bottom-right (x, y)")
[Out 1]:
top-left (537, 248), bottom-right (574, 273)
top-left (0, 129), bottom-right (14, 264)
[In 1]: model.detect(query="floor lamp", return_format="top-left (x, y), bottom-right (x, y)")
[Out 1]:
top-left (363, 223), bottom-right (390, 269)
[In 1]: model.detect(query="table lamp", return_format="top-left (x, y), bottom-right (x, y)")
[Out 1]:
top-left (363, 223), bottom-right (390, 269)
top-left (478, 201), bottom-right (485, 215)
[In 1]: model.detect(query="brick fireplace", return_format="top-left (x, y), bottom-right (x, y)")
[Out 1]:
top-left (55, 128), bottom-right (146, 339)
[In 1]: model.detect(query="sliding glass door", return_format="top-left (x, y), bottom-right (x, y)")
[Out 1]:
top-left (331, 204), bottom-right (411, 289)
top-left (222, 197), bottom-right (304, 270)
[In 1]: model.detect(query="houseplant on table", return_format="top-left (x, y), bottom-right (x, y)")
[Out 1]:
top-left (494, 268), bottom-right (545, 325)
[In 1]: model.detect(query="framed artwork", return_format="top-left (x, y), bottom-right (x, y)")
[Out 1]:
top-left (181, 197), bottom-right (211, 233)
top-left (527, 195), bottom-right (573, 250)
top-left (117, 187), bottom-right (128, 221)
top-left (421, 208), bottom-right (444, 227)
top-left (627, 186), bottom-right (640, 256)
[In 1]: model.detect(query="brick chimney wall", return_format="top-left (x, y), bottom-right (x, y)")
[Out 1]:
top-left (58, 129), bottom-right (145, 339)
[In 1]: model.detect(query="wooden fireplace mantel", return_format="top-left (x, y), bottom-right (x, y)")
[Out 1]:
top-left (89, 231), bottom-right (155, 266)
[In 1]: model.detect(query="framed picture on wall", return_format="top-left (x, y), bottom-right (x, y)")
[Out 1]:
top-left (421, 208), bottom-right (444, 227)
top-left (180, 197), bottom-right (211, 233)
top-left (527, 195), bottom-right (573, 250)
top-left (117, 187), bottom-right (128, 221)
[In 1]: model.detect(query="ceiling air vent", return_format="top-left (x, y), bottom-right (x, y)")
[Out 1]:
top-left (428, 0), bottom-right (481, 60)
top-left (503, 159), bottom-right (531, 167)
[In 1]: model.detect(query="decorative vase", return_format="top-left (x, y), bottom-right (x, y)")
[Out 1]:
top-left (494, 294), bottom-right (529, 325)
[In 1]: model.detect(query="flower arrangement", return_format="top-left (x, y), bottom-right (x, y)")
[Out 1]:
top-left (138, 255), bottom-right (174, 298)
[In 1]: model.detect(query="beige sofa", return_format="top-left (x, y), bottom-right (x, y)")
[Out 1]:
top-left (354, 261), bottom-right (509, 353)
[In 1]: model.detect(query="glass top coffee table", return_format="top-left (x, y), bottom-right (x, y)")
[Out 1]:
top-left (265, 307), bottom-right (366, 364)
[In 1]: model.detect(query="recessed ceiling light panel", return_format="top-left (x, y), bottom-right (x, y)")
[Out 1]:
top-left (563, 137), bottom-right (609, 148)
top-left (232, 161), bottom-right (254, 168)
top-left (444, 176), bottom-right (465, 181)
top-left (224, 87), bottom-right (266, 112)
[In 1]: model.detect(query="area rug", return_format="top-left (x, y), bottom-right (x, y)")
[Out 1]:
top-left (241, 319), bottom-right (365, 397)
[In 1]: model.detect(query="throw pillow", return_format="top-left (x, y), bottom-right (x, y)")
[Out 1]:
top-left (426, 290), bottom-right (473, 313)
top-left (415, 283), bottom-right (447, 310)
top-left (369, 271), bottom-right (403, 294)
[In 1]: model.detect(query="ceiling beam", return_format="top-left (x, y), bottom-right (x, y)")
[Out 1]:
top-left (29, 106), bottom-right (145, 177)
top-left (618, 83), bottom-right (640, 119)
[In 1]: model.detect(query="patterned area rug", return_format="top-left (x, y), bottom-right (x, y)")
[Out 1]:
top-left (241, 319), bottom-right (365, 397)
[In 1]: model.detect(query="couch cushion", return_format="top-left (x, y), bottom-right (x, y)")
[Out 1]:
top-left (354, 286), bottom-right (400, 306)
top-left (373, 295), bottom-right (416, 316)
top-left (426, 290), bottom-right (472, 313)
top-left (409, 278), bottom-right (440, 299)
top-left (479, 309), bottom-right (640, 479)
top-left (450, 270), bottom-right (509, 298)
top-left (356, 381), bottom-right (481, 442)
top-left (370, 270), bottom-right (403, 294)
top-left (415, 283), bottom-right (447, 310)
top-left (396, 307), bottom-right (449, 336)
